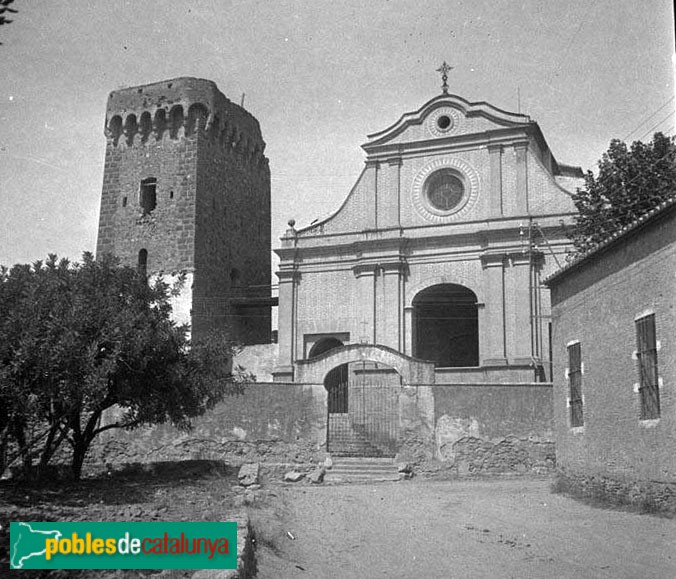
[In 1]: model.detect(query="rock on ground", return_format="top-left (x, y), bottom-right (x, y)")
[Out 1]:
top-left (308, 466), bottom-right (325, 484)
top-left (398, 462), bottom-right (414, 479)
top-left (284, 470), bottom-right (305, 482)
top-left (238, 462), bottom-right (259, 487)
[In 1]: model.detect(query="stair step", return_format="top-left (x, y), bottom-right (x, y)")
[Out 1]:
top-left (328, 474), bottom-right (400, 482)
top-left (332, 463), bottom-right (395, 468)
top-left (334, 456), bottom-right (394, 465)
top-left (331, 466), bottom-right (396, 472)
top-left (328, 413), bottom-right (390, 457)
top-left (326, 456), bottom-right (400, 483)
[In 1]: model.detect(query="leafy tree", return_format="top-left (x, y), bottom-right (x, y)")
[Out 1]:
top-left (0, 256), bottom-right (74, 475)
top-left (568, 132), bottom-right (676, 256)
top-left (0, 253), bottom-right (250, 480)
top-left (0, 0), bottom-right (18, 44)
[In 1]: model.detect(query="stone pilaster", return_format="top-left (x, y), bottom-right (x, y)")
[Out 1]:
top-left (374, 157), bottom-right (402, 229)
top-left (379, 262), bottom-right (406, 350)
top-left (488, 144), bottom-right (503, 217)
top-left (353, 264), bottom-right (378, 344)
top-left (506, 252), bottom-right (533, 365)
top-left (273, 268), bottom-right (299, 380)
top-left (364, 161), bottom-right (379, 230)
top-left (404, 306), bottom-right (414, 356)
top-left (514, 142), bottom-right (529, 215)
top-left (480, 252), bottom-right (508, 365)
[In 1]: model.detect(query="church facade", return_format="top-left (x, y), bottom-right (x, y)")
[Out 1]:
top-left (274, 88), bottom-right (584, 385)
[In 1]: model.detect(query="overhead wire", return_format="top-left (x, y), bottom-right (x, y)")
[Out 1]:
top-left (636, 109), bottom-right (676, 142)
top-left (622, 96), bottom-right (675, 142)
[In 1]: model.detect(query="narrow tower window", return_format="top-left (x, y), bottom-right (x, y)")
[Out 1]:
top-left (140, 178), bottom-right (157, 215)
top-left (138, 249), bottom-right (148, 277)
top-left (230, 268), bottom-right (241, 285)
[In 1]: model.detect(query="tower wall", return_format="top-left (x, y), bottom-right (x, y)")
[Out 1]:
top-left (193, 132), bottom-right (271, 340)
top-left (96, 77), bottom-right (271, 342)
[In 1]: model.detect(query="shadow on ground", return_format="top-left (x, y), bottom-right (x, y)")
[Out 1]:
top-left (0, 460), bottom-right (239, 579)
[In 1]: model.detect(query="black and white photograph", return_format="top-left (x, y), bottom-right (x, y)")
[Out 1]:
top-left (1, 1), bottom-right (675, 577)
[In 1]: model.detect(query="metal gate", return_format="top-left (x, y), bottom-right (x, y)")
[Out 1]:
top-left (327, 378), bottom-right (400, 457)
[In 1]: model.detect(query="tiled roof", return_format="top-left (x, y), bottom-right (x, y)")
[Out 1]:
top-left (545, 194), bottom-right (676, 284)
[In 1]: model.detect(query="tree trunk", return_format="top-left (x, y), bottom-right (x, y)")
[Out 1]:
top-left (71, 440), bottom-right (88, 481)
top-left (13, 419), bottom-right (32, 476)
top-left (0, 428), bottom-right (8, 479)
top-left (39, 423), bottom-right (60, 468)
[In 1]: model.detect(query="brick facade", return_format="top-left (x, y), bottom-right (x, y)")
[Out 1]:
top-left (275, 93), bottom-right (583, 382)
top-left (548, 200), bottom-right (676, 497)
top-left (96, 78), bottom-right (271, 342)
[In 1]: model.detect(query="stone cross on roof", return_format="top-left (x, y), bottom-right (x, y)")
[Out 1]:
top-left (436, 61), bottom-right (454, 94)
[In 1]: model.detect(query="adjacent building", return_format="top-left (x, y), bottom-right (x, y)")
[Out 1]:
top-left (547, 198), bottom-right (676, 503)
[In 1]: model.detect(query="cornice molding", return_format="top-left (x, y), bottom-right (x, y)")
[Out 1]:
top-left (363, 93), bottom-right (533, 149)
top-left (352, 263), bottom-right (379, 278)
top-left (275, 269), bottom-right (301, 282)
top-left (480, 249), bottom-right (545, 267)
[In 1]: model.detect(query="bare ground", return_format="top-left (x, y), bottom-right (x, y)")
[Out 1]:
top-left (2, 465), bottom-right (675, 578)
top-left (250, 477), bottom-right (676, 579)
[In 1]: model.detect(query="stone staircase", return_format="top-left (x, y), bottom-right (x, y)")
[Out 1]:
top-left (328, 413), bottom-right (386, 457)
top-left (325, 456), bottom-right (400, 483)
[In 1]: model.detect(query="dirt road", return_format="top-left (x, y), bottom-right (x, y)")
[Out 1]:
top-left (251, 478), bottom-right (676, 579)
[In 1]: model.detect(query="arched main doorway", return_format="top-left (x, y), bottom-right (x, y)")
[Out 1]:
top-left (412, 283), bottom-right (479, 367)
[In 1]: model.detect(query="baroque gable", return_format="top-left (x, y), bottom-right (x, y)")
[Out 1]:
top-left (362, 94), bottom-right (533, 151)
top-left (294, 93), bottom-right (582, 239)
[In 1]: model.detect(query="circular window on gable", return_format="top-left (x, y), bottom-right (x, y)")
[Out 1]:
top-left (424, 169), bottom-right (465, 213)
top-left (437, 115), bottom-right (452, 130)
top-left (427, 107), bottom-right (460, 137)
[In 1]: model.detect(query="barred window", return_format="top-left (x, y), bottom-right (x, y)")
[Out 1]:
top-left (567, 342), bottom-right (583, 427)
top-left (636, 314), bottom-right (660, 419)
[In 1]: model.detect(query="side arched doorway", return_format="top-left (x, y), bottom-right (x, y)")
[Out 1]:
top-left (412, 283), bottom-right (479, 367)
top-left (308, 338), bottom-right (348, 415)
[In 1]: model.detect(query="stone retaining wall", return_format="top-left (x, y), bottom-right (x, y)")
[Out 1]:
top-left (89, 381), bottom-right (554, 477)
top-left (554, 468), bottom-right (676, 515)
top-left (89, 383), bottom-right (327, 470)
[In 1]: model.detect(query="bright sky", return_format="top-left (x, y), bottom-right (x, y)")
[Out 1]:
top-left (1, 0), bottom-right (674, 269)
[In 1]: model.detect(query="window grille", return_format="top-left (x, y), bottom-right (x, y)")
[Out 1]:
top-left (636, 314), bottom-right (660, 419)
top-left (568, 342), bottom-right (583, 427)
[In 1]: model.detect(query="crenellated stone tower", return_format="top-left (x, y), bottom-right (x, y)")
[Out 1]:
top-left (96, 77), bottom-right (271, 342)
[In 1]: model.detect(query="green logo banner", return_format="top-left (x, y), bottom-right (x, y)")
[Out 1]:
top-left (10, 521), bottom-right (237, 570)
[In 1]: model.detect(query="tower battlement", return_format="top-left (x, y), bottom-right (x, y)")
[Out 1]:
top-left (104, 77), bottom-right (266, 165)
